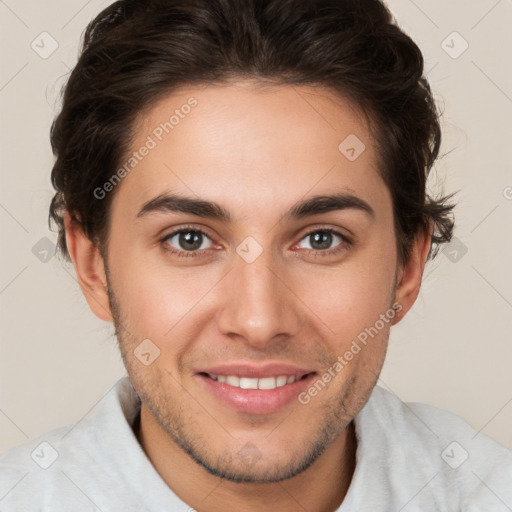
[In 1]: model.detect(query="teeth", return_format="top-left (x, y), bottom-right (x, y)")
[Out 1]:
top-left (208, 374), bottom-right (298, 390)
top-left (225, 376), bottom-right (240, 387)
top-left (239, 377), bottom-right (259, 389)
top-left (258, 377), bottom-right (277, 390)
top-left (276, 376), bottom-right (288, 387)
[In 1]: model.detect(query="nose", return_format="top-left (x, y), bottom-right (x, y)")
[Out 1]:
top-left (215, 244), bottom-right (302, 349)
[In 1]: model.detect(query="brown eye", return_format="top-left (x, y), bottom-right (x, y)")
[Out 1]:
top-left (298, 229), bottom-right (346, 252)
top-left (162, 228), bottom-right (213, 253)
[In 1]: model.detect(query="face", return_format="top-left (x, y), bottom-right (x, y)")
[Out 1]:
top-left (72, 81), bottom-right (424, 483)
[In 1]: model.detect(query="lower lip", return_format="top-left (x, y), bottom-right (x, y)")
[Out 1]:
top-left (197, 373), bottom-right (316, 415)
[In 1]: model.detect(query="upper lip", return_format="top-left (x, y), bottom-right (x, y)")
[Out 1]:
top-left (197, 362), bottom-right (316, 379)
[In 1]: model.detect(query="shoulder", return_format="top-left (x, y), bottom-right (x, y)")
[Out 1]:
top-left (0, 377), bottom-right (140, 510)
top-left (369, 385), bottom-right (511, 460)
top-left (0, 423), bottom-right (84, 510)
top-left (348, 385), bottom-right (512, 510)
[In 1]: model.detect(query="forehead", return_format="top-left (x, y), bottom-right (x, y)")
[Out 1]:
top-left (111, 81), bottom-right (388, 222)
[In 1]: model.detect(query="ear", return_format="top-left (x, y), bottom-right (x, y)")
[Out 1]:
top-left (391, 228), bottom-right (431, 325)
top-left (64, 211), bottom-right (113, 322)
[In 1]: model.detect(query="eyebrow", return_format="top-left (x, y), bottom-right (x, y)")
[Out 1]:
top-left (135, 191), bottom-right (375, 222)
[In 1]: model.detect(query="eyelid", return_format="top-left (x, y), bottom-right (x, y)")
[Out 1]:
top-left (299, 224), bottom-right (351, 240)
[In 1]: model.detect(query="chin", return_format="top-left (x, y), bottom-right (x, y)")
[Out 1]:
top-left (178, 432), bottom-right (332, 484)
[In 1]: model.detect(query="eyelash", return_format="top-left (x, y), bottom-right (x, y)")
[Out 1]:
top-left (160, 225), bottom-right (353, 259)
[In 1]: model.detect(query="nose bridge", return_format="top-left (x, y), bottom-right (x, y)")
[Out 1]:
top-left (216, 241), bottom-right (299, 346)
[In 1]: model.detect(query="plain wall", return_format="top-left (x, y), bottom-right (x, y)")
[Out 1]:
top-left (1, 0), bottom-right (511, 452)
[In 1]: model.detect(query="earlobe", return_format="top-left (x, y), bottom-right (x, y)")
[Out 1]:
top-left (64, 211), bottom-right (113, 322)
top-left (391, 228), bottom-right (431, 325)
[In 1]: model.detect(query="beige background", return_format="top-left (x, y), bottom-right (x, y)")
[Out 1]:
top-left (0, 0), bottom-right (511, 453)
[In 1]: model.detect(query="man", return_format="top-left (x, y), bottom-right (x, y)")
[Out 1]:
top-left (1, 0), bottom-right (511, 510)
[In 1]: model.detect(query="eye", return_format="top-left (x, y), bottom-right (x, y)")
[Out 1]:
top-left (161, 227), bottom-right (214, 256)
top-left (160, 225), bottom-right (352, 259)
top-left (297, 228), bottom-right (350, 255)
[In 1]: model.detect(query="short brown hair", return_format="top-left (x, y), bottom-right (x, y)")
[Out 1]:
top-left (49, 0), bottom-right (454, 264)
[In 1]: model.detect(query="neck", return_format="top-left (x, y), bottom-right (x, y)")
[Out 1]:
top-left (135, 404), bottom-right (357, 512)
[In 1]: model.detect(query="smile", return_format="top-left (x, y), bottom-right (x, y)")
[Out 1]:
top-left (205, 374), bottom-right (300, 390)
top-left (198, 371), bottom-right (317, 414)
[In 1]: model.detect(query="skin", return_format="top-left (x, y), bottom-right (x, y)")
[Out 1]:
top-left (64, 81), bottom-right (430, 512)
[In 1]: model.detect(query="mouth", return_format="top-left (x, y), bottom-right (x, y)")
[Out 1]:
top-left (196, 369), bottom-right (318, 415)
top-left (199, 372), bottom-right (314, 390)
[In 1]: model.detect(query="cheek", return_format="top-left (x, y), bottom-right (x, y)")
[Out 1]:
top-left (294, 242), bottom-right (397, 348)
top-left (109, 245), bottom-right (219, 346)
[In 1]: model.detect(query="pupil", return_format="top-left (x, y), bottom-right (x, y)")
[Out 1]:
top-left (311, 231), bottom-right (332, 250)
top-left (180, 231), bottom-right (202, 250)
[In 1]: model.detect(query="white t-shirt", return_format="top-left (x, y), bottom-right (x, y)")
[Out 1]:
top-left (1, 377), bottom-right (511, 511)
